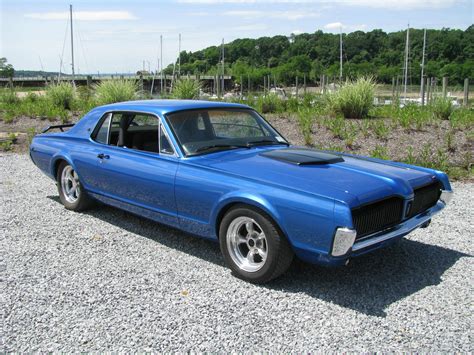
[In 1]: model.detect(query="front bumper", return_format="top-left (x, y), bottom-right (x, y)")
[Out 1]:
top-left (350, 199), bottom-right (446, 256)
top-left (294, 197), bottom-right (449, 266)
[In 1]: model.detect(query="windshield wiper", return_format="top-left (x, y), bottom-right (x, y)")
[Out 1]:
top-left (194, 144), bottom-right (250, 154)
top-left (246, 139), bottom-right (290, 147)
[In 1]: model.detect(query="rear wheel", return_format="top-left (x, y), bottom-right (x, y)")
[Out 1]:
top-left (219, 205), bottom-right (294, 283)
top-left (57, 161), bottom-right (93, 211)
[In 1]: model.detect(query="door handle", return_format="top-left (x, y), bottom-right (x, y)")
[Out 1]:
top-left (97, 153), bottom-right (110, 159)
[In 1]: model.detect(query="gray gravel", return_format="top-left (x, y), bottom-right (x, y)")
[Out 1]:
top-left (1, 153), bottom-right (473, 352)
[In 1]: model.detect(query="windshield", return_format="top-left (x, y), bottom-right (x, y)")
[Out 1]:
top-left (165, 108), bottom-right (288, 156)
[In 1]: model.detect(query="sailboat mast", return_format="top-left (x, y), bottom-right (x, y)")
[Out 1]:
top-left (403, 24), bottom-right (410, 100)
top-left (221, 38), bottom-right (225, 95)
top-left (160, 35), bottom-right (163, 93)
top-left (339, 26), bottom-right (343, 82)
top-left (420, 28), bottom-right (426, 96)
top-left (70, 4), bottom-right (75, 83)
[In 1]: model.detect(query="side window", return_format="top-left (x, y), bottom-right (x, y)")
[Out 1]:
top-left (160, 124), bottom-right (175, 155)
top-left (93, 113), bottom-right (111, 144)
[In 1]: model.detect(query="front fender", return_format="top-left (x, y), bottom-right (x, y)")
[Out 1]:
top-left (210, 191), bottom-right (286, 238)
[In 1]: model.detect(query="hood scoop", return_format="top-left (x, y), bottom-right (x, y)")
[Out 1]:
top-left (260, 148), bottom-right (344, 165)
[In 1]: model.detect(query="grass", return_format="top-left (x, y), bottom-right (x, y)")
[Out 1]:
top-left (327, 77), bottom-right (376, 119)
top-left (95, 79), bottom-right (139, 104)
top-left (46, 82), bottom-right (75, 110)
top-left (171, 78), bottom-right (202, 100)
top-left (296, 108), bottom-right (315, 145)
top-left (431, 97), bottom-right (454, 120)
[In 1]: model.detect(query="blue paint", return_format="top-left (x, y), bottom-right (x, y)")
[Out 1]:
top-left (30, 100), bottom-right (452, 267)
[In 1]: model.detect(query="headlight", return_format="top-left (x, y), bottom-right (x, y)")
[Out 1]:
top-left (332, 227), bottom-right (357, 257)
top-left (440, 190), bottom-right (453, 205)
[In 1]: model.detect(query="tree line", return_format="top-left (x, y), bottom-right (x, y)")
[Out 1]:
top-left (168, 26), bottom-right (473, 86)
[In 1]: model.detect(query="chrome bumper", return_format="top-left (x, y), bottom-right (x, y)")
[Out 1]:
top-left (352, 198), bottom-right (448, 252)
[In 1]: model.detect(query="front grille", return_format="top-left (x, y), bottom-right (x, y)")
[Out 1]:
top-left (352, 197), bottom-right (404, 239)
top-left (407, 181), bottom-right (441, 218)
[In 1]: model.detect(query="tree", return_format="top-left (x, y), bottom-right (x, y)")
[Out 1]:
top-left (0, 57), bottom-right (14, 78)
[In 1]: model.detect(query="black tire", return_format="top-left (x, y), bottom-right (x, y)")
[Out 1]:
top-left (219, 204), bottom-right (294, 283)
top-left (56, 161), bottom-right (93, 211)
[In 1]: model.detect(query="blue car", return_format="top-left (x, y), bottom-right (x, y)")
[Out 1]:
top-left (30, 100), bottom-right (453, 283)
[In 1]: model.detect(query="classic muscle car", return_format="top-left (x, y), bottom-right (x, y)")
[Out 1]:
top-left (30, 100), bottom-right (453, 283)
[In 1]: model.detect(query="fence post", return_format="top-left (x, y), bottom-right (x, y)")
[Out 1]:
top-left (391, 77), bottom-right (395, 102)
top-left (426, 77), bottom-right (431, 104)
top-left (303, 74), bottom-right (307, 94)
top-left (247, 75), bottom-right (251, 96)
top-left (464, 78), bottom-right (469, 107)
top-left (139, 74), bottom-right (144, 92)
top-left (442, 77), bottom-right (448, 98)
top-left (263, 76), bottom-right (266, 96)
top-left (420, 76), bottom-right (426, 106)
top-left (295, 76), bottom-right (299, 97)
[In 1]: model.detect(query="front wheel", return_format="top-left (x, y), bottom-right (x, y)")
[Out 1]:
top-left (57, 161), bottom-right (93, 211)
top-left (219, 205), bottom-right (294, 283)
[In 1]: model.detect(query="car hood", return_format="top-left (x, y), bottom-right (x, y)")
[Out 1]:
top-left (191, 146), bottom-right (438, 207)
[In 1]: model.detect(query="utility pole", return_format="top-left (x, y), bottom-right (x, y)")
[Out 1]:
top-left (403, 24), bottom-right (410, 101)
top-left (420, 28), bottom-right (426, 100)
top-left (339, 26), bottom-right (343, 82)
top-left (221, 38), bottom-right (225, 96)
top-left (69, 4), bottom-right (75, 84)
top-left (160, 35), bottom-right (163, 93)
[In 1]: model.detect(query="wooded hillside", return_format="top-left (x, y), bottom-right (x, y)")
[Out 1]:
top-left (172, 26), bottom-right (474, 85)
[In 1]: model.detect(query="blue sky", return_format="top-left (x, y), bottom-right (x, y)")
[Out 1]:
top-left (1, 0), bottom-right (472, 73)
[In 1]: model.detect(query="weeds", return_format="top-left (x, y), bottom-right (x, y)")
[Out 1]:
top-left (46, 82), bottom-right (75, 110)
top-left (371, 120), bottom-right (391, 140)
top-left (371, 145), bottom-right (389, 160)
top-left (327, 77), bottom-right (375, 119)
top-left (171, 78), bottom-right (202, 100)
top-left (431, 97), bottom-right (454, 120)
top-left (296, 108), bottom-right (315, 145)
top-left (95, 79), bottom-right (138, 104)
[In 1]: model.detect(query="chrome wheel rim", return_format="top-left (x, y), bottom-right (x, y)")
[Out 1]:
top-left (61, 165), bottom-right (80, 203)
top-left (226, 217), bottom-right (268, 272)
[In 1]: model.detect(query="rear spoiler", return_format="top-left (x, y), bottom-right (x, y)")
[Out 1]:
top-left (42, 123), bottom-right (75, 133)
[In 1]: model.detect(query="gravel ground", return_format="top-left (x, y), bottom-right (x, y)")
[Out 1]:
top-left (1, 154), bottom-right (473, 352)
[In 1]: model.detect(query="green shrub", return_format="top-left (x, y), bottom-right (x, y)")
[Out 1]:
top-left (171, 78), bottom-right (201, 100)
top-left (371, 144), bottom-right (389, 160)
top-left (46, 82), bottom-right (75, 110)
top-left (431, 97), bottom-right (453, 120)
top-left (95, 79), bottom-right (138, 104)
top-left (327, 77), bottom-right (375, 119)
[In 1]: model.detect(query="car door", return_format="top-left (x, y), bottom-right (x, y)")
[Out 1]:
top-left (87, 111), bottom-right (179, 226)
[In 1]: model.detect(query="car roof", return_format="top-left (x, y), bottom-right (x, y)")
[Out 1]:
top-left (98, 99), bottom-right (251, 115)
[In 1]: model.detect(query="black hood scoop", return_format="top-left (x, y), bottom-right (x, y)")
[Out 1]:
top-left (260, 148), bottom-right (344, 165)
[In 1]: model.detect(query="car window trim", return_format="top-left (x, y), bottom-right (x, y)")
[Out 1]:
top-left (90, 109), bottom-right (180, 158)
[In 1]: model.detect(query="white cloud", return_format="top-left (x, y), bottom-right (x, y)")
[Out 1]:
top-left (223, 9), bottom-right (319, 20)
top-left (25, 11), bottom-right (137, 21)
top-left (324, 22), bottom-right (343, 30)
top-left (338, 0), bottom-right (462, 10)
top-left (291, 29), bottom-right (304, 35)
top-left (177, 0), bottom-right (464, 9)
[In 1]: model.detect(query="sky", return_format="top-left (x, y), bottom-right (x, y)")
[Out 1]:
top-left (1, 0), bottom-right (472, 74)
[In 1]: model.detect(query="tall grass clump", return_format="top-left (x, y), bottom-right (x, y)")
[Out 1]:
top-left (0, 88), bottom-right (20, 104)
top-left (171, 78), bottom-right (201, 99)
top-left (46, 82), bottom-right (75, 110)
top-left (327, 77), bottom-right (375, 119)
top-left (256, 94), bottom-right (285, 113)
top-left (431, 97), bottom-right (454, 120)
top-left (297, 108), bottom-right (315, 145)
top-left (95, 79), bottom-right (139, 104)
